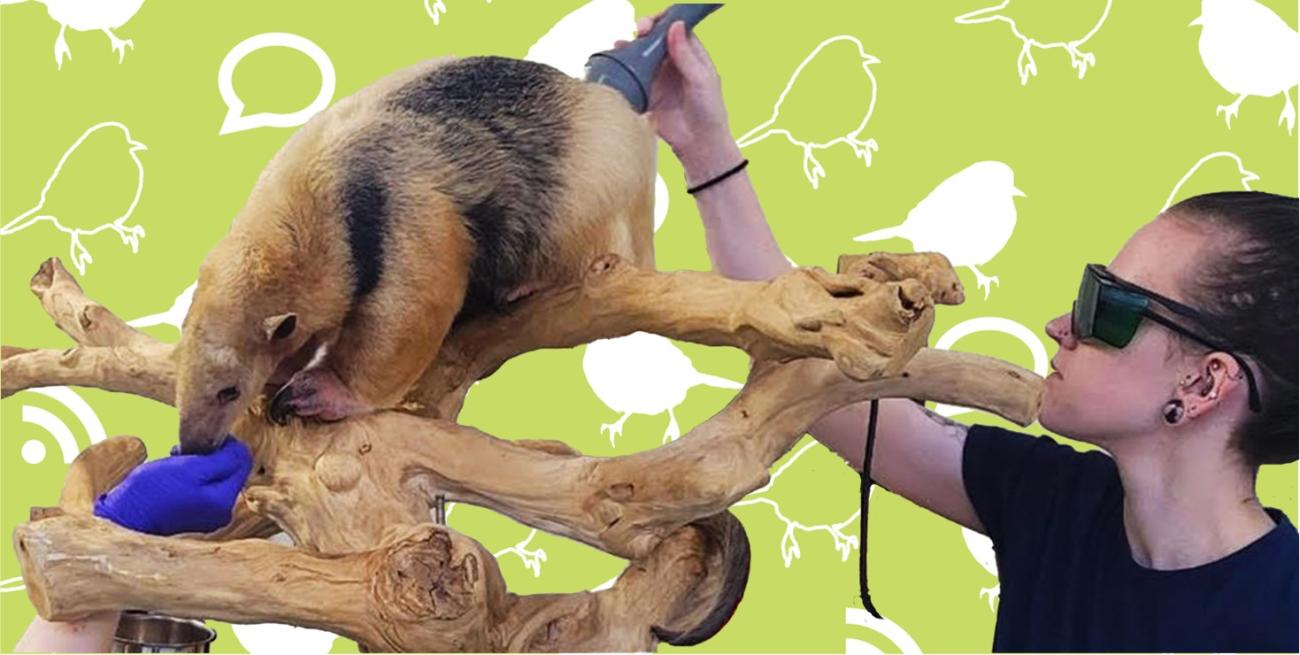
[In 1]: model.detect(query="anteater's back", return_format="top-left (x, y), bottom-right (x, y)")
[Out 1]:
top-left (259, 55), bottom-right (657, 322)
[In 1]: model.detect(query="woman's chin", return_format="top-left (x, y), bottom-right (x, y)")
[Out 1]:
top-left (1038, 383), bottom-right (1065, 434)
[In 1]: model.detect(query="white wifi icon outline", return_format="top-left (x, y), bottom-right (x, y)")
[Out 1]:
top-left (2, 386), bottom-right (106, 594)
top-left (845, 606), bottom-right (922, 654)
top-left (14, 386), bottom-right (107, 464)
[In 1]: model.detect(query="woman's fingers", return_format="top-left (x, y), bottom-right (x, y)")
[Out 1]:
top-left (636, 8), bottom-right (668, 36)
top-left (666, 21), bottom-right (707, 83)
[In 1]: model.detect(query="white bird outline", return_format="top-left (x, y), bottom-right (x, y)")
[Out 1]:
top-left (582, 331), bottom-right (742, 447)
top-left (736, 35), bottom-right (881, 190)
top-left (437, 503), bottom-right (550, 577)
top-left (492, 528), bottom-right (549, 577)
top-left (590, 575), bottom-right (619, 591)
top-left (955, 0), bottom-right (1113, 85)
top-left (734, 440), bottom-right (863, 567)
top-left (422, 0), bottom-right (492, 27)
top-left (853, 161), bottom-right (1025, 300)
top-left (127, 282), bottom-right (196, 332)
top-left (1, 121), bottom-right (147, 275)
top-left (1189, 0), bottom-right (1300, 134)
top-left (1161, 151), bottom-right (1260, 212)
top-left (0, 0), bottom-right (146, 69)
top-left (962, 525), bottom-right (1000, 610)
top-left (423, 0), bottom-right (446, 24)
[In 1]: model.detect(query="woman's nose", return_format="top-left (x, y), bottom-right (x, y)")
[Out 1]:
top-left (1046, 312), bottom-right (1077, 349)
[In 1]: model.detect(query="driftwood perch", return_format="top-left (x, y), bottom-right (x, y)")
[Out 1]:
top-left (6, 252), bottom-right (1042, 652)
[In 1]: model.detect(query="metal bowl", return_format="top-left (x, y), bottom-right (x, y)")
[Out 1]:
top-left (113, 611), bottom-right (217, 653)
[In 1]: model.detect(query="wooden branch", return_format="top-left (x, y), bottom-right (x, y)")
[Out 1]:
top-left (58, 435), bottom-right (147, 515)
top-left (16, 505), bottom-right (747, 651)
top-left (29, 257), bottom-right (159, 350)
top-left (3, 256), bottom-right (175, 402)
top-left (1, 344), bottom-right (174, 403)
top-left (216, 344), bottom-right (1039, 563)
top-left (403, 251), bottom-right (965, 419)
top-left (6, 253), bottom-right (1043, 652)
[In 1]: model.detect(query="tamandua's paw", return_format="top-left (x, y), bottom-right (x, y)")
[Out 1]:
top-left (267, 367), bottom-right (373, 425)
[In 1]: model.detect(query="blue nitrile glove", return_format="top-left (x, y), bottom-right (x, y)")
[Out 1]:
top-left (92, 436), bottom-right (253, 536)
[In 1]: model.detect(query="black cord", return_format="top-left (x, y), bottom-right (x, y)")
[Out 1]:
top-left (859, 398), bottom-right (883, 619)
top-left (686, 159), bottom-right (749, 195)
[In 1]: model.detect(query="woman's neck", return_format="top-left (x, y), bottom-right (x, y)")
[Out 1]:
top-left (1110, 435), bottom-right (1275, 570)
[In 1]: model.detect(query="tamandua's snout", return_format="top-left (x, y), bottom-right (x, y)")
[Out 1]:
top-left (174, 302), bottom-right (306, 453)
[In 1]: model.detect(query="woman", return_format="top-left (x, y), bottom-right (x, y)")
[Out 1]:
top-left (622, 12), bottom-right (1299, 653)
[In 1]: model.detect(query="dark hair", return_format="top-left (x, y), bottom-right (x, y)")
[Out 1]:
top-left (1166, 191), bottom-right (1298, 466)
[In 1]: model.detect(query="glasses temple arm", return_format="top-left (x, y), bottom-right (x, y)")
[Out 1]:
top-left (1140, 309), bottom-right (1263, 413)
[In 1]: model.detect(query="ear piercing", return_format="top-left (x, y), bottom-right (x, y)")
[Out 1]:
top-left (1163, 399), bottom-right (1185, 424)
top-left (1181, 371), bottom-right (1215, 395)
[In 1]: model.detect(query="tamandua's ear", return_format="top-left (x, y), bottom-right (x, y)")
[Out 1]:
top-left (262, 313), bottom-right (297, 342)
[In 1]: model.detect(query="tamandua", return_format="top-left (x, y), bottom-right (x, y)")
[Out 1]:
top-left (174, 55), bottom-right (657, 454)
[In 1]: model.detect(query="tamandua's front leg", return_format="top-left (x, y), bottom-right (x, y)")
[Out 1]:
top-left (268, 198), bottom-right (473, 424)
top-left (267, 364), bottom-right (369, 423)
top-left (268, 271), bottom-right (467, 423)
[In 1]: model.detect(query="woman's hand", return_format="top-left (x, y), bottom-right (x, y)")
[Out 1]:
top-left (93, 435), bottom-right (253, 536)
top-left (16, 436), bottom-right (253, 652)
top-left (614, 10), bottom-right (743, 185)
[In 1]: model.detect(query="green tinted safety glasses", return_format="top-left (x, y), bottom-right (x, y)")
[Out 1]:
top-left (1072, 263), bottom-right (1262, 412)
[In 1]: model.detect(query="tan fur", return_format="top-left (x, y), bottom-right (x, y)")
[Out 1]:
top-left (175, 57), bottom-right (658, 452)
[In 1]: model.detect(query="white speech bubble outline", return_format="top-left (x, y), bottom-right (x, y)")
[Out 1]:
top-left (218, 32), bottom-right (336, 135)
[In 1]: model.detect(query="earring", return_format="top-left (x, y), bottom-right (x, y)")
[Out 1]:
top-left (1163, 399), bottom-right (1185, 424)
top-left (1198, 374), bottom-right (1215, 396)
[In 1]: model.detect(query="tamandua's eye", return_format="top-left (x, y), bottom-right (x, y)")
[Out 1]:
top-left (217, 386), bottom-right (240, 404)
top-left (272, 315), bottom-right (296, 341)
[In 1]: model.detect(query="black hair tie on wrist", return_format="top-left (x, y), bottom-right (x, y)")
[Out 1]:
top-left (686, 158), bottom-right (749, 195)
top-left (859, 398), bottom-right (883, 619)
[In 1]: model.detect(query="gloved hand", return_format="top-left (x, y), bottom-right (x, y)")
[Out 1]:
top-left (92, 436), bottom-right (253, 536)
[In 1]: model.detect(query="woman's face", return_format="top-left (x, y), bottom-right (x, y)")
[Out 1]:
top-left (1039, 215), bottom-right (1209, 445)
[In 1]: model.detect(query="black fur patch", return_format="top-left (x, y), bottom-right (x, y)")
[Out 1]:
top-left (389, 56), bottom-right (571, 322)
top-left (341, 164), bottom-right (389, 300)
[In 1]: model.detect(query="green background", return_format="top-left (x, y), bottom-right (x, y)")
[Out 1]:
top-left (1, 1), bottom-right (1295, 652)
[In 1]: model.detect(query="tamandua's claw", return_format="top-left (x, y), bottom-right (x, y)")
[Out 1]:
top-left (266, 384), bottom-right (297, 425)
top-left (265, 367), bottom-right (371, 423)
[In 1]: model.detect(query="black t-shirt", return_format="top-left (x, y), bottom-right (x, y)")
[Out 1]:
top-left (962, 424), bottom-right (1299, 652)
